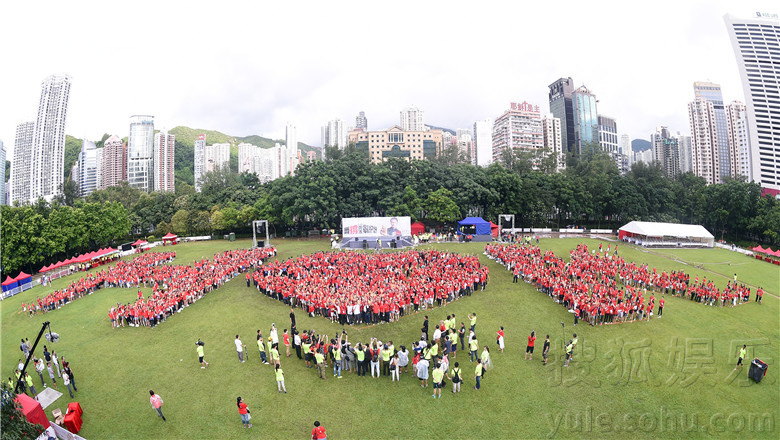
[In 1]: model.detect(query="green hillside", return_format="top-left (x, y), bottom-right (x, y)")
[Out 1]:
top-left (59, 127), bottom-right (318, 188)
top-left (169, 126), bottom-right (317, 186)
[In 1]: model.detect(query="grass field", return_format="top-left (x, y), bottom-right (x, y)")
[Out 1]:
top-left (1, 238), bottom-right (778, 439)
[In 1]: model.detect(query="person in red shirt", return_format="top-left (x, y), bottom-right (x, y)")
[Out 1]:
top-left (237, 397), bottom-right (251, 428)
top-left (658, 297), bottom-right (665, 317)
top-left (525, 331), bottom-right (536, 360)
top-left (312, 420), bottom-right (327, 439)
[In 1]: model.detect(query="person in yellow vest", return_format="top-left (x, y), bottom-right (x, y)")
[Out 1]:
top-left (473, 359), bottom-right (483, 390)
top-left (25, 372), bottom-right (37, 399)
top-left (270, 339), bottom-right (281, 367)
top-left (303, 339), bottom-right (313, 368)
top-left (469, 335), bottom-right (479, 362)
top-left (432, 363), bottom-right (445, 398)
top-left (275, 364), bottom-right (287, 393)
top-left (381, 344), bottom-right (392, 376)
top-left (315, 349), bottom-right (327, 380)
top-left (196, 339), bottom-right (209, 368)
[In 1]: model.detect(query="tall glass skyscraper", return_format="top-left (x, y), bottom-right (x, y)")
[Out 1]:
top-left (127, 115), bottom-right (155, 192)
top-left (548, 77), bottom-right (575, 154)
top-left (31, 75), bottom-right (71, 202)
top-left (572, 86), bottom-right (599, 155)
top-left (724, 13), bottom-right (780, 193)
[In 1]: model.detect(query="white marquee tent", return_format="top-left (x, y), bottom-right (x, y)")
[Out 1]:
top-left (618, 221), bottom-right (714, 248)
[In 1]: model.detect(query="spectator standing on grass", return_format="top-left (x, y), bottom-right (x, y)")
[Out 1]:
top-left (62, 372), bottom-right (74, 398)
top-left (283, 329), bottom-right (291, 357)
top-left (480, 346), bottom-right (492, 379)
top-left (459, 323), bottom-right (466, 350)
top-left (449, 362), bottom-right (462, 393)
top-left (257, 330), bottom-right (269, 364)
top-left (473, 358), bottom-right (483, 390)
top-left (312, 421), bottom-right (327, 440)
top-left (275, 364), bottom-right (287, 393)
top-left (34, 358), bottom-right (46, 387)
top-left (235, 335), bottom-right (245, 363)
top-left (46, 362), bottom-right (57, 389)
top-left (63, 361), bottom-right (77, 391)
top-left (25, 373), bottom-right (37, 399)
top-left (431, 363), bottom-right (444, 398)
top-left (542, 335), bottom-right (550, 366)
top-left (525, 331), bottom-right (535, 360)
top-left (237, 397), bottom-right (252, 428)
top-left (196, 339), bottom-right (209, 368)
top-left (416, 356), bottom-right (429, 387)
top-left (496, 326), bottom-right (505, 353)
top-left (735, 345), bottom-right (747, 371)
top-left (149, 390), bottom-right (166, 421)
top-left (51, 350), bottom-right (61, 377)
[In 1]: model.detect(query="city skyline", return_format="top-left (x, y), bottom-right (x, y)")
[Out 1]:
top-left (1, 1), bottom-right (776, 160)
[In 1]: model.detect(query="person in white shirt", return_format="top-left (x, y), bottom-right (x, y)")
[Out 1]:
top-left (235, 335), bottom-right (245, 363)
top-left (269, 324), bottom-right (279, 345)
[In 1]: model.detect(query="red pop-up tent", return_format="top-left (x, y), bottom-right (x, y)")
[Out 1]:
top-left (162, 233), bottom-right (178, 242)
top-left (411, 222), bottom-right (425, 235)
top-left (14, 393), bottom-right (50, 430)
top-left (490, 221), bottom-right (499, 237)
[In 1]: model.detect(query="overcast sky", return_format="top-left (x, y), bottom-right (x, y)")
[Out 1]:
top-left (1, 0), bottom-right (777, 157)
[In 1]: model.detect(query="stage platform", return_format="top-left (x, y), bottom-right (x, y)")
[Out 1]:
top-left (339, 237), bottom-right (414, 250)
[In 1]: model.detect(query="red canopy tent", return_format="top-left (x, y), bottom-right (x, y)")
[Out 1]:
top-left (2, 275), bottom-right (17, 286)
top-left (15, 271), bottom-right (32, 282)
top-left (411, 222), bottom-right (425, 235)
top-left (132, 239), bottom-right (148, 246)
top-left (490, 221), bottom-right (499, 237)
top-left (14, 393), bottom-right (50, 430)
top-left (39, 264), bottom-right (52, 273)
top-left (162, 233), bottom-right (178, 243)
top-left (752, 245), bottom-right (765, 253)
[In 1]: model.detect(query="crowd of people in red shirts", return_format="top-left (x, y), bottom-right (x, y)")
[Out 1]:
top-left (22, 252), bottom-right (176, 316)
top-left (251, 250), bottom-right (489, 324)
top-left (486, 242), bottom-right (756, 326)
top-left (108, 247), bottom-right (277, 328)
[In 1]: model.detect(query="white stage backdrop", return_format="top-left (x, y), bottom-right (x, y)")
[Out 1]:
top-left (342, 216), bottom-right (411, 238)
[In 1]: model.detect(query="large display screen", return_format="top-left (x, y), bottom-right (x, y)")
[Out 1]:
top-left (342, 216), bottom-right (411, 238)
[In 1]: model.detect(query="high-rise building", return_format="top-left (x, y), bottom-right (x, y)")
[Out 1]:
top-left (349, 126), bottom-right (443, 164)
top-left (688, 97), bottom-right (720, 185)
top-left (321, 119), bottom-right (348, 149)
top-left (651, 127), bottom-right (681, 178)
top-left (307, 150), bottom-right (319, 162)
top-left (356, 111), bottom-right (367, 130)
top-left (127, 115), bottom-right (155, 192)
top-left (10, 121), bottom-right (35, 204)
top-left (78, 139), bottom-right (101, 196)
top-left (542, 114), bottom-right (564, 172)
top-left (0, 140), bottom-right (5, 205)
top-left (736, 108), bottom-right (753, 181)
top-left (31, 75), bottom-right (71, 202)
top-left (693, 81), bottom-right (731, 180)
top-left (676, 132), bottom-right (693, 174)
top-left (725, 100), bottom-right (747, 179)
top-left (400, 106), bottom-right (425, 131)
top-left (620, 134), bottom-right (631, 156)
top-left (492, 101), bottom-right (544, 163)
top-left (724, 13), bottom-right (780, 193)
top-left (286, 123), bottom-right (298, 175)
top-left (472, 119), bottom-right (493, 167)
top-left (548, 77), bottom-right (576, 154)
top-left (205, 143), bottom-right (230, 174)
top-left (597, 116), bottom-right (618, 155)
top-left (572, 86), bottom-right (599, 155)
top-left (193, 134), bottom-right (206, 191)
top-left (101, 135), bottom-right (127, 189)
top-left (153, 131), bottom-right (175, 192)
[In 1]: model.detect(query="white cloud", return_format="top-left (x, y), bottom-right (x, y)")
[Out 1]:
top-left (1, 0), bottom-right (776, 157)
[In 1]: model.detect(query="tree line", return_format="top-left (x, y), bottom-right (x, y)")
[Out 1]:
top-left (2, 148), bottom-right (778, 276)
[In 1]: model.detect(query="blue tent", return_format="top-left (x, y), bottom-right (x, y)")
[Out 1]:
top-left (457, 217), bottom-right (492, 235)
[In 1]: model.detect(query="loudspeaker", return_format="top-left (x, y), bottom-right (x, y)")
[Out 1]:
top-left (749, 358), bottom-right (768, 383)
top-left (258, 240), bottom-right (265, 248)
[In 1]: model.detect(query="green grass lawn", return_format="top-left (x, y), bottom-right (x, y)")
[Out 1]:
top-left (1, 238), bottom-right (778, 439)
